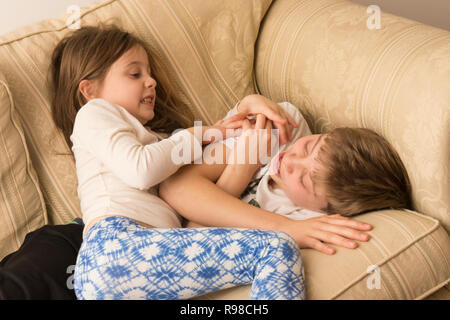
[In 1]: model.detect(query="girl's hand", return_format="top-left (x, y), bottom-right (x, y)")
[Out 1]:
top-left (186, 118), bottom-right (243, 145)
top-left (227, 94), bottom-right (299, 145)
top-left (281, 214), bottom-right (373, 255)
top-left (228, 114), bottom-right (274, 168)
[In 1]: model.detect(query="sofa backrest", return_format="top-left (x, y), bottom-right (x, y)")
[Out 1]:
top-left (254, 0), bottom-right (450, 233)
top-left (0, 0), bottom-right (272, 231)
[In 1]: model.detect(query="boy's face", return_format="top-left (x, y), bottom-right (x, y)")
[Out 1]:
top-left (269, 134), bottom-right (328, 213)
top-left (96, 45), bottom-right (157, 125)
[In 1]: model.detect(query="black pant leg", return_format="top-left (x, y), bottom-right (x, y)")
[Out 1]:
top-left (0, 223), bottom-right (83, 300)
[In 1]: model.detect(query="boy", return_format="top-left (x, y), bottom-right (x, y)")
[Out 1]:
top-left (160, 98), bottom-right (411, 254)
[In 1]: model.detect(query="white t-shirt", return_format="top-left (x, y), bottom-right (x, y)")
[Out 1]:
top-left (71, 98), bottom-right (203, 233)
top-left (223, 102), bottom-right (325, 221)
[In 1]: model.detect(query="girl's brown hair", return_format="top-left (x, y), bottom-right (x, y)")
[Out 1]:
top-left (50, 25), bottom-right (180, 149)
top-left (313, 128), bottom-right (412, 216)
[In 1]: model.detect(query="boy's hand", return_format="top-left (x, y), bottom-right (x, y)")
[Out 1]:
top-left (282, 214), bottom-right (373, 255)
top-left (231, 94), bottom-right (298, 145)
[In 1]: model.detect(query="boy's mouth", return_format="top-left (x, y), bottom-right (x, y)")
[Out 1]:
top-left (278, 152), bottom-right (286, 177)
top-left (271, 152), bottom-right (285, 177)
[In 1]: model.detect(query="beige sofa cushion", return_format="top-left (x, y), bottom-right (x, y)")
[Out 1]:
top-left (254, 0), bottom-right (450, 233)
top-left (0, 74), bottom-right (47, 260)
top-left (0, 0), bottom-right (272, 225)
top-left (197, 209), bottom-right (450, 299)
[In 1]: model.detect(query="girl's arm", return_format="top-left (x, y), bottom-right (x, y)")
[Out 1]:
top-left (72, 99), bottom-right (236, 191)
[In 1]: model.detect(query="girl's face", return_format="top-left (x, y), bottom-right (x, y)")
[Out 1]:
top-left (269, 134), bottom-right (329, 213)
top-left (96, 45), bottom-right (157, 125)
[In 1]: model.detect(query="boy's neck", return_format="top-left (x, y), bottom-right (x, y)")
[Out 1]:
top-left (268, 176), bottom-right (281, 190)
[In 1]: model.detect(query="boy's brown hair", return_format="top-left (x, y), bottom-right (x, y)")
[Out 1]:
top-left (313, 128), bottom-right (412, 216)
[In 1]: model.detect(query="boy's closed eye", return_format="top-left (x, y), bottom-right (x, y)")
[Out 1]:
top-left (301, 135), bottom-right (324, 195)
top-left (300, 140), bottom-right (312, 189)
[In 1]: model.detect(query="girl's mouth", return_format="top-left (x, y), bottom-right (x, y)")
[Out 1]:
top-left (140, 95), bottom-right (154, 105)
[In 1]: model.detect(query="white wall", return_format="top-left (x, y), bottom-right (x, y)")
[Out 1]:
top-left (350, 0), bottom-right (450, 30)
top-left (0, 0), bottom-right (449, 36)
top-left (0, 0), bottom-right (100, 34)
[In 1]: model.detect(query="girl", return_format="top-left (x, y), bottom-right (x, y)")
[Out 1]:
top-left (50, 25), bottom-right (304, 300)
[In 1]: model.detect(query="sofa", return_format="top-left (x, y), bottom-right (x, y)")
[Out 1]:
top-left (0, 0), bottom-right (448, 300)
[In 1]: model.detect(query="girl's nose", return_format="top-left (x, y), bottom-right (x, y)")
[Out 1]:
top-left (145, 76), bottom-right (157, 88)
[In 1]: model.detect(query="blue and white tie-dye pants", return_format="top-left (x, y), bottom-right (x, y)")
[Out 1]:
top-left (74, 216), bottom-right (305, 300)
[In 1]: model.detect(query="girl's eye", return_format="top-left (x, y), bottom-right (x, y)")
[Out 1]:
top-left (130, 73), bottom-right (141, 78)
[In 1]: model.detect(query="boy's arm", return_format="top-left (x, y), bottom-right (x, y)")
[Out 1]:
top-left (215, 163), bottom-right (258, 198)
top-left (182, 139), bottom-right (258, 228)
top-left (215, 114), bottom-right (272, 197)
top-left (159, 159), bottom-right (373, 255)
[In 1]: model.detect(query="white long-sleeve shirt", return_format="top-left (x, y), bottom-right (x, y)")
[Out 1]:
top-left (70, 98), bottom-right (202, 233)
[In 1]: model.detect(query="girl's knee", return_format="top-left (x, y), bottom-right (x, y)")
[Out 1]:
top-left (266, 231), bottom-right (301, 263)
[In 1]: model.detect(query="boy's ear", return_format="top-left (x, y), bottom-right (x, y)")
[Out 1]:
top-left (79, 79), bottom-right (98, 101)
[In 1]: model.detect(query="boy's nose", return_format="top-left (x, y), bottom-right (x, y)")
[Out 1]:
top-left (285, 154), bottom-right (309, 174)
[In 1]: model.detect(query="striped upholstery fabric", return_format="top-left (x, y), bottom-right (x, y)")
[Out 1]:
top-left (254, 0), bottom-right (450, 233)
top-left (0, 0), bottom-right (272, 225)
top-left (0, 74), bottom-right (47, 260)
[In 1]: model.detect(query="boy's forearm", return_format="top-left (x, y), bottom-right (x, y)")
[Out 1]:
top-left (215, 163), bottom-right (259, 198)
top-left (160, 168), bottom-right (288, 230)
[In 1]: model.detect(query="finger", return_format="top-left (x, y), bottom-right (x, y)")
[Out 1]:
top-left (329, 214), bottom-right (349, 219)
top-left (221, 120), bottom-right (245, 129)
top-left (255, 114), bottom-right (266, 130)
top-left (227, 113), bottom-right (248, 121)
top-left (324, 215), bottom-right (373, 231)
top-left (242, 118), bottom-right (252, 131)
top-left (273, 121), bottom-right (288, 145)
top-left (307, 238), bottom-right (336, 255)
top-left (228, 127), bottom-right (242, 138)
top-left (265, 120), bottom-right (273, 158)
top-left (282, 110), bottom-right (299, 128)
top-left (265, 119), bottom-right (273, 135)
top-left (280, 110), bottom-right (295, 140)
top-left (313, 228), bottom-right (360, 249)
top-left (284, 121), bottom-right (292, 142)
top-left (256, 106), bottom-right (287, 125)
top-left (317, 220), bottom-right (371, 242)
top-left (222, 113), bottom-right (247, 126)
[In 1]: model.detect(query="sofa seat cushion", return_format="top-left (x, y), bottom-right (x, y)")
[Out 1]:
top-left (0, 74), bottom-right (47, 260)
top-left (195, 209), bottom-right (450, 299)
